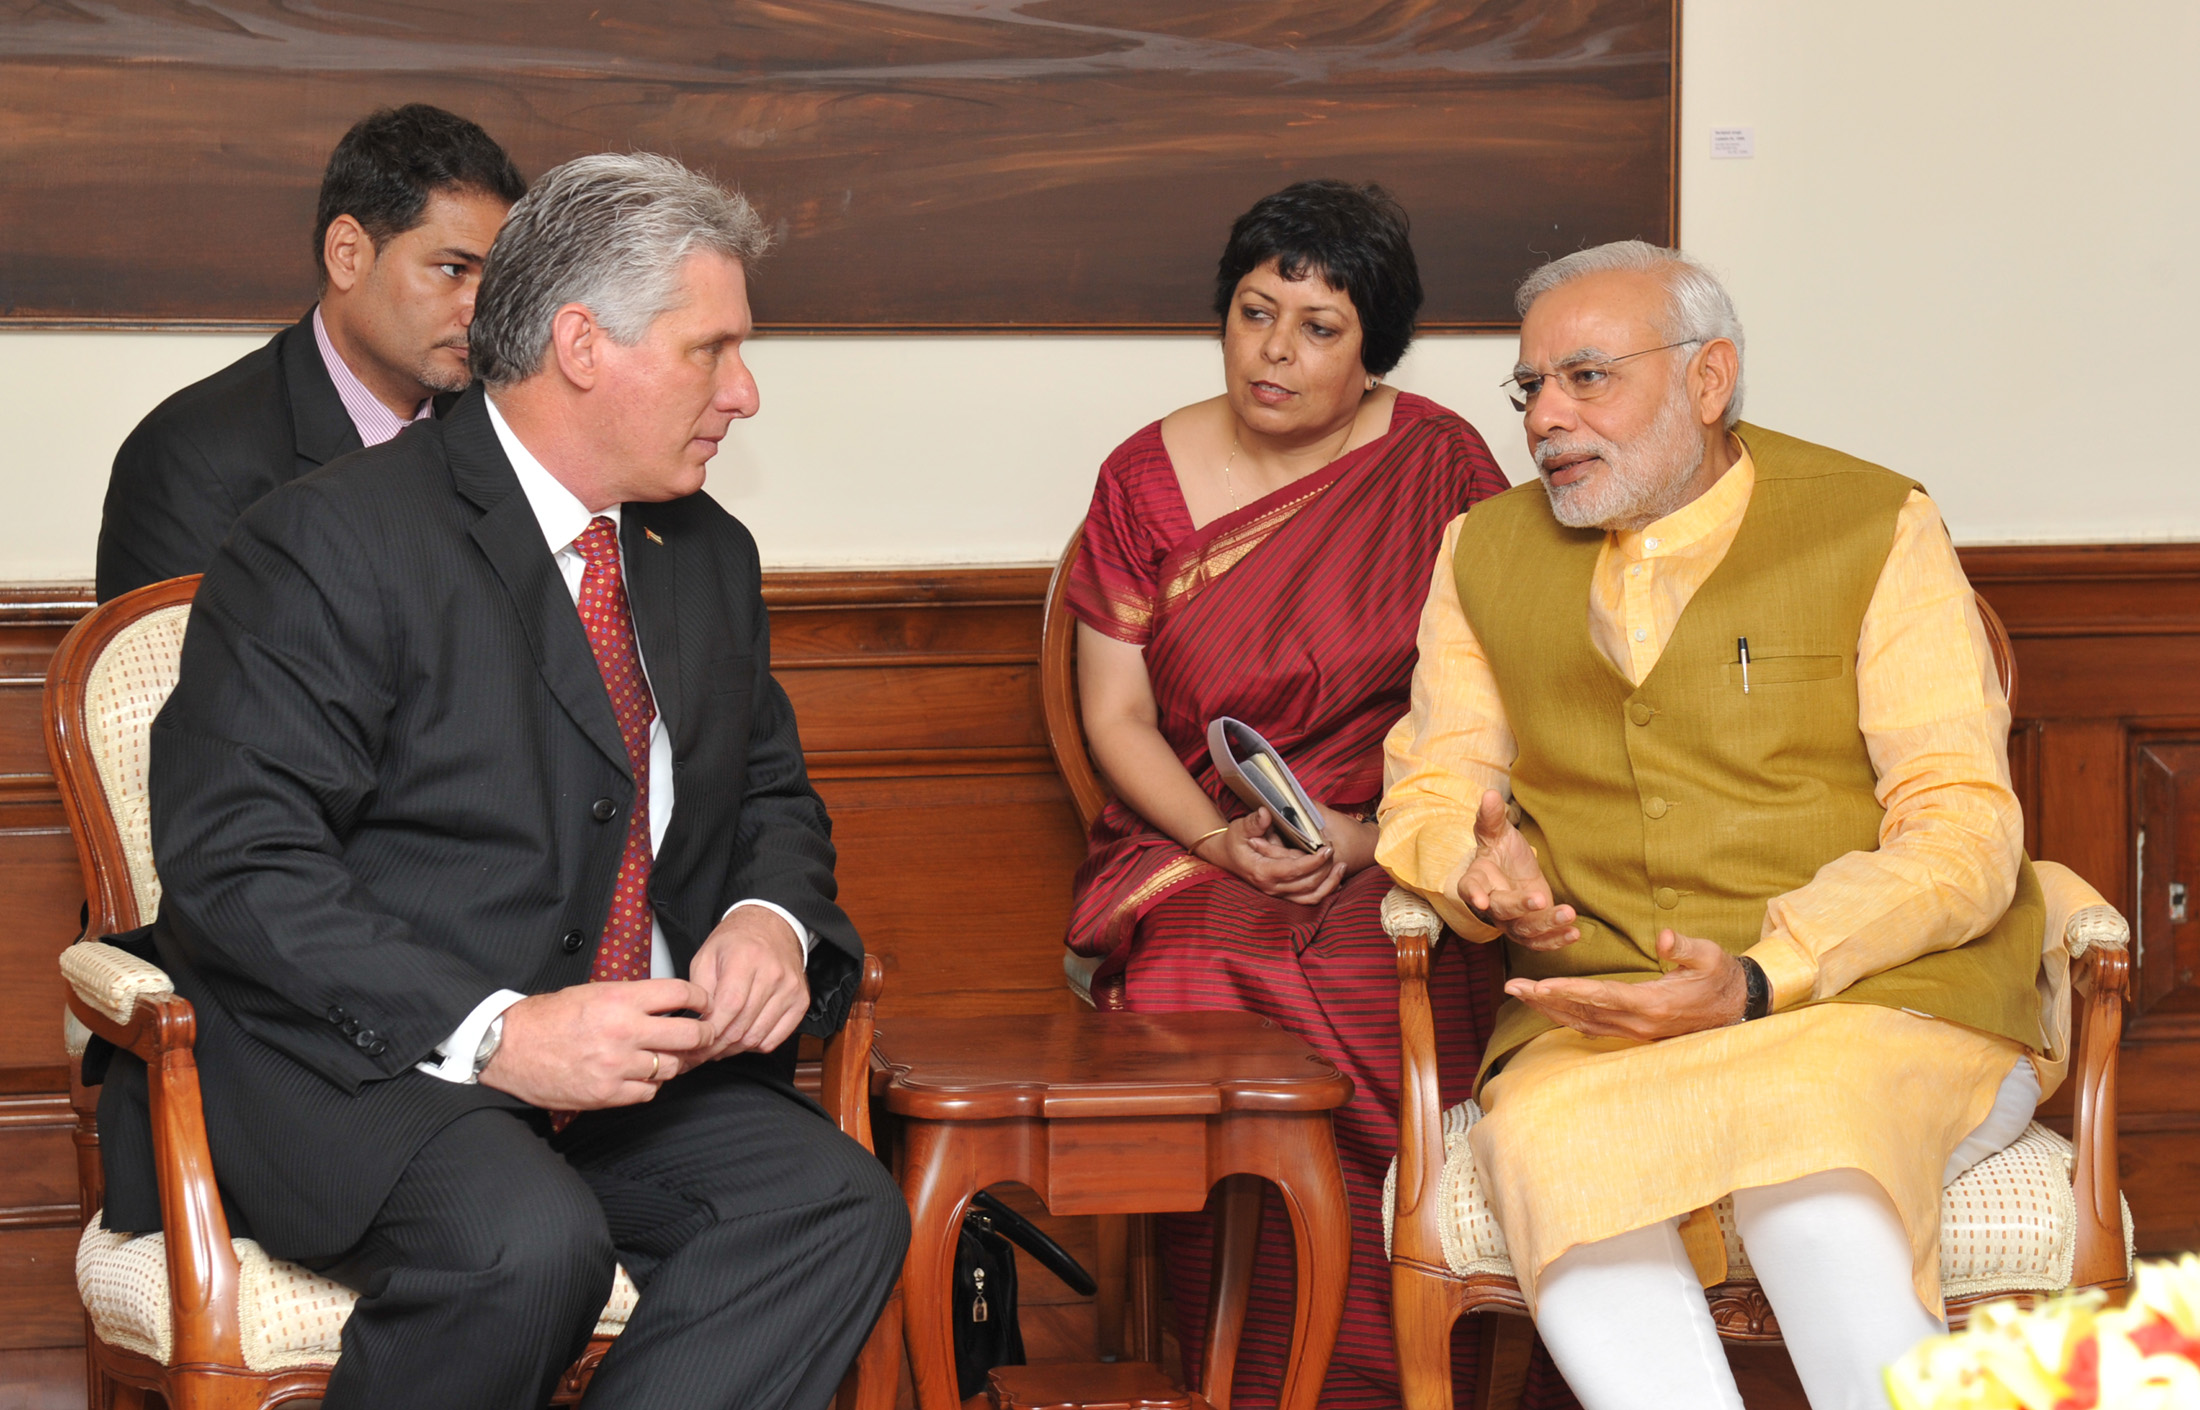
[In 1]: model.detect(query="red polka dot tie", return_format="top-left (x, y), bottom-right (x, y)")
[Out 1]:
top-left (573, 516), bottom-right (656, 987)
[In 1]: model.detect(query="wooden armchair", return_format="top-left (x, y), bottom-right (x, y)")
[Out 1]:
top-left (1041, 521), bottom-right (1121, 1011)
top-left (49, 576), bottom-right (896, 1410)
top-left (1037, 521), bottom-right (1277, 1378)
top-left (1381, 593), bottom-right (2135, 1409)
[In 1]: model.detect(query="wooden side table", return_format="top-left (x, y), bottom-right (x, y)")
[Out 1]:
top-left (876, 1010), bottom-right (1354, 1410)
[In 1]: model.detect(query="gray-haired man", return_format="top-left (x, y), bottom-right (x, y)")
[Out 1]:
top-left (105, 153), bottom-right (907, 1409)
top-left (1381, 241), bottom-right (2047, 1408)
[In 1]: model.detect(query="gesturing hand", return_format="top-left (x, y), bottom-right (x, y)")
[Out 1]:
top-left (1504, 929), bottom-right (1749, 1040)
top-left (481, 978), bottom-right (711, 1111)
top-left (1457, 789), bottom-right (1579, 950)
top-left (1194, 806), bottom-right (1344, 907)
top-left (688, 906), bottom-right (811, 1062)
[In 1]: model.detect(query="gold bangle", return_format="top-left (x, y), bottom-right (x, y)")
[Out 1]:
top-left (1188, 824), bottom-right (1230, 852)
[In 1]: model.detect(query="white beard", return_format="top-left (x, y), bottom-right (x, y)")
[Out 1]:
top-left (1536, 384), bottom-right (1707, 532)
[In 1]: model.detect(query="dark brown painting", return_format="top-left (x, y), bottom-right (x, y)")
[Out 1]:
top-left (0, 1), bottom-right (1675, 330)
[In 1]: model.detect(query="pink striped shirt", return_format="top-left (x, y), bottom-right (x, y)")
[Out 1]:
top-left (311, 305), bottom-right (436, 447)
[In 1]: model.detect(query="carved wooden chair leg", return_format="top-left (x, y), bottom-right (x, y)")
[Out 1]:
top-left (106, 1382), bottom-right (145, 1410)
top-left (1393, 1265), bottom-right (1466, 1410)
top-left (1200, 1173), bottom-right (1265, 1409)
top-left (83, 1345), bottom-right (113, 1410)
top-left (1474, 1314), bottom-right (1535, 1410)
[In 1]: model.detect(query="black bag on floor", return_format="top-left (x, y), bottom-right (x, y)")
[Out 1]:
top-left (954, 1189), bottom-right (1098, 1400)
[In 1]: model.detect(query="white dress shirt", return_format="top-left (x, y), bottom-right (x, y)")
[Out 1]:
top-left (417, 398), bottom-right (811, 1082)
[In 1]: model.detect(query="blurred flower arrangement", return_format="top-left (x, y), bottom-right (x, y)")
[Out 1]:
top-left (1887, 1255), bottom-right (2200, 1409)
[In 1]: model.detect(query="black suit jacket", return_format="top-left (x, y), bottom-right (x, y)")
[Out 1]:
top-left (95, 308), bottom-right (462, 602)
top-left (97, 388), bottom-right (861, 1259)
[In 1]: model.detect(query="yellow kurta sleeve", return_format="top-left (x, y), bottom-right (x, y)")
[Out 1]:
top-left (1378, 514), bottom-right (1512, 941)
top-left (1743, 490), bottom-right (2025, 1009)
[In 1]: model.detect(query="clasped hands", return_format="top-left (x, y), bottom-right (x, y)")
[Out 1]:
top-left (479, 906), bottom-right (807, 1111)
top-left (1193, 804), bottom-right (1378, 906)
top-left (1460, 790), bottom-right (1747, 1040)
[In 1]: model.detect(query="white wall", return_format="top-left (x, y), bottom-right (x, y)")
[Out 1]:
top-left (1, 0), bottom-right (2192, 579)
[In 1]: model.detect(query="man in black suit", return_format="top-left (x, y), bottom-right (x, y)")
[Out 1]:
top-left (94, 104), bottom-right (525, 600)
top-left (108, 153), bottom-right (908, 1409)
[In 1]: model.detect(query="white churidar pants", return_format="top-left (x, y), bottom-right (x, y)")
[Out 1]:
top-left (1529, 1057), bottom-right (2040, 1410)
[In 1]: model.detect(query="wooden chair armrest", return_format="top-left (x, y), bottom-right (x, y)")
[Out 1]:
top-left (60, 939), bottom-right (174, 1031)
top-left (2066, 911), bottom-right (2131, 1287)
top-left (821, 955), bottom-right (887, 1155)
top-left (59, 942), bottom-right (249, 1370)
top-left (1386, 886), bottom-right (1451, 1268)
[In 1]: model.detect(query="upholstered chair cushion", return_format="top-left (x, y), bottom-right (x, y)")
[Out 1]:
top-left (78, 1213), bottom-right (638, 1372)
top-left (1383, 1107), bottom-right (2134, 1301)
top-left (81, 602), bottom-right (191, 923)
top-left (59, 940), bottom-right (173, 1028)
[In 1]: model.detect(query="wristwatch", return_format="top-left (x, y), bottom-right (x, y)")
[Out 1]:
top-left (469, 1014), bottom-right (506, 1082)
top-left (1736, 956), bottom-right (1771, 1022)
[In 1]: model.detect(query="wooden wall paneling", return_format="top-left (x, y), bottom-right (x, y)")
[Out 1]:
top-left (1968, 545), bottom-right (2200, 1257)
top-left (2034, 721), bottom-right (2133, 915)
top-left (0, 591), bottom-right (98, 1353)
top-left (2130, 737), bottom-right (2200, 1040)
top-left (0, 1228), bottom-right (83, 1351)
top-left (815, 770), bottom-right (1089, 1021)
top-left (1961, 545), bottom-right (2200, 637)
top-left (763, 567), bottom-right (1084, 1022)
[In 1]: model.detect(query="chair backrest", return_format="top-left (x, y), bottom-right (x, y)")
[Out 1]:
top-left (1040, 521), bottom-right (1112, 831)
top-left (46, 577), bottom-right (200, 939)
top-left (1975, 590), bottom-right (2017, 711)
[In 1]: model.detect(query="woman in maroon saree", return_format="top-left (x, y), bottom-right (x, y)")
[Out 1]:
top-left (1066, 183), bottom-right (1573, 1410)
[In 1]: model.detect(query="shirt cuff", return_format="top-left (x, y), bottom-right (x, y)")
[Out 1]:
top-left (723, 899), bottom-right (815, 957)
top-left (1427, 853), bottom-right (1502, 943)
top-left (416, 989), bottom-right (527, 1084)
top-left (1742, 933), bottom-right (1818, 1012)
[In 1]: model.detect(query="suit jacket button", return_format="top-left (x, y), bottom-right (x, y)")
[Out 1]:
top-left (366, 1039), bottom-right (389, 1057)
top-left (591, 797), bottom-right (619, 822)
top-left (340, 1018), bottom-right (361, 1037)
top-left (326, 1005), bottom-right (345, 1024)
top-left (561, 929), bottom-right (588, 954)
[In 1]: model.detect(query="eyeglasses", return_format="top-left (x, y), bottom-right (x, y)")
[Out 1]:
top-left (1501, 340), bottom-right (1703, 412)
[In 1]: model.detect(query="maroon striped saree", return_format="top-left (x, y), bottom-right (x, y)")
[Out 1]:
top-left (1063, 396), bottom-right (1577, 1410)
top-left (1065, 392), bottom-right (1508, 975)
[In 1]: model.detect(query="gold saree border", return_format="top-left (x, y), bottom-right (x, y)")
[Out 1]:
top-left (1158, 483), bottom-right (1328, 615)
top-left (1099, 853), bottom-right (1219, 953)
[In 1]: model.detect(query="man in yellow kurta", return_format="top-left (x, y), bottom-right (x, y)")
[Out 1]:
top-left (1378, 241), bottom-right (2047, 1410)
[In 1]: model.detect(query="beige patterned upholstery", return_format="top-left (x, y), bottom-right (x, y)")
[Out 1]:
top-left (2065, 903), bottom-right (2128, 960)
top-left (60, 939), bottom-right (175, 1027)
top-left (81, 602), bottom-right (191, 924)
top-left (1384, 1111), bottom-right (2134, 1301)
top-left (78, 1212), bottom-right (639, 1372)
top-left (1382, 886), bottom-right (1444, 940)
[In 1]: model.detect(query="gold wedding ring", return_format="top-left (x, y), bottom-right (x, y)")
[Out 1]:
top-left (648, 1051), bottom-right (661, 1083)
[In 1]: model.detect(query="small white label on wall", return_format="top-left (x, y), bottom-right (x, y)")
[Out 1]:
top-left (1711, 127), bottom-right (1755, 159)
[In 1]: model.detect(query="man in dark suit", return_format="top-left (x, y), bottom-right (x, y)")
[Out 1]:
top-left (94, 104), bottom-right (526, 601)
top-left (107, 153), bottom-right (907, 1409)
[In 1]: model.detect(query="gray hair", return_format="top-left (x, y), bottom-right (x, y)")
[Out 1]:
top-left (1514, 241), bottom-right (1747, 428)
top-left (470, 153), bottom-right (771, 389)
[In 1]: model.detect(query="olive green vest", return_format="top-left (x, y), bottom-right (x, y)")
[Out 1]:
top-left (1454, 423), bottom-right (2042, 1082)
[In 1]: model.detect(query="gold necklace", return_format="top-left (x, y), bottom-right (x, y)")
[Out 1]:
top-left (1225, 416), bottom-right (1359, 512)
